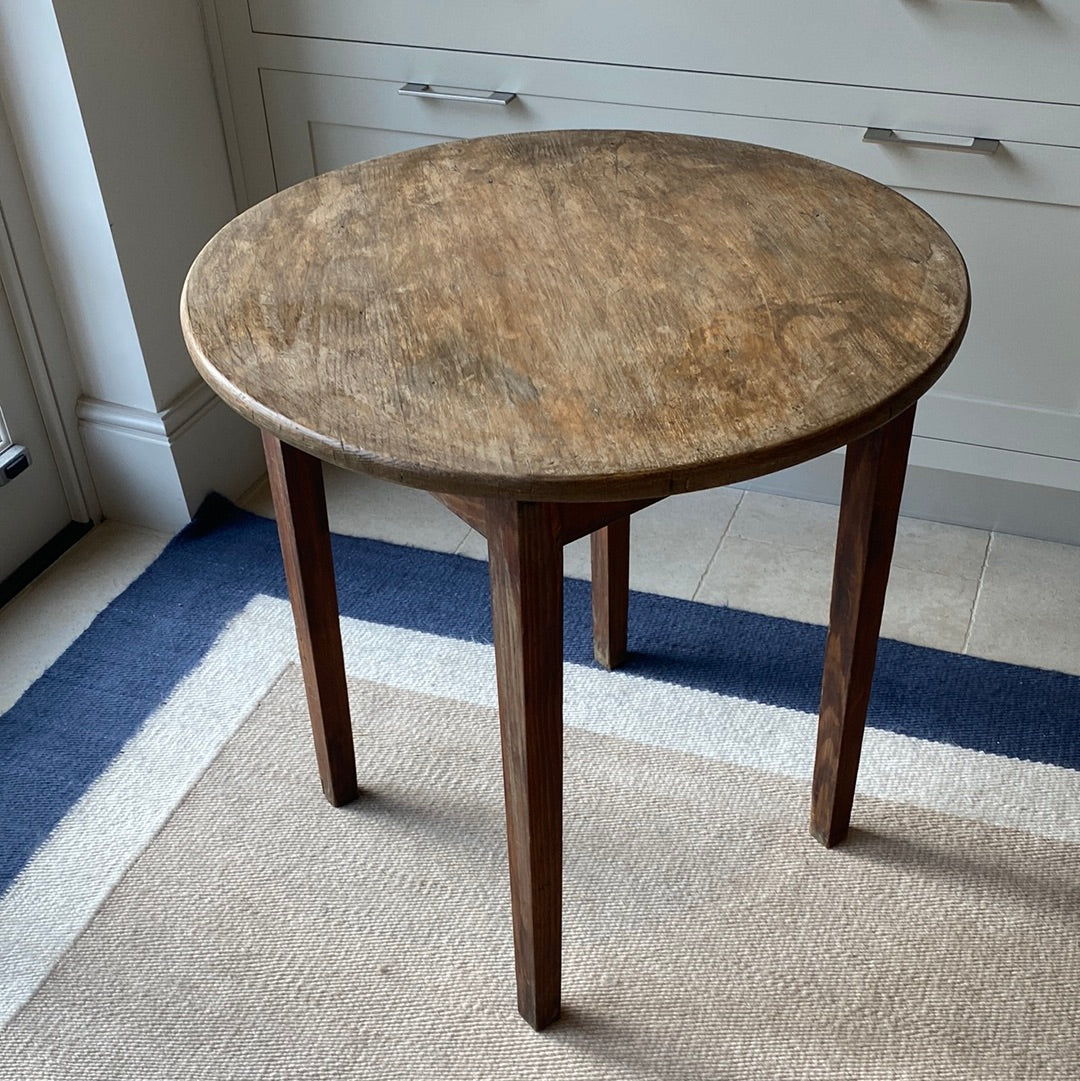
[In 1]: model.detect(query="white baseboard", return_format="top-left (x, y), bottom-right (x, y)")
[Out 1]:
top-left (170, 391), bottom-right (265, 516)
top-left (77, 397), bottom-right (189, 530)
top-left (77, 382), bottom-right (263, 531)
top-left (742, 443), bottom-right (1080, 546)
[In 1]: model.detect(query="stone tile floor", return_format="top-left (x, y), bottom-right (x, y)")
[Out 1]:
top-left (3, 467), bottom-right (1078, 715)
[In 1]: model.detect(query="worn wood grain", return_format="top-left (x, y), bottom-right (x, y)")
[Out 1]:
top-left (182, 131), bottom-right (969, 503)
top-left (486, 499), bottom-right (564, 1030)
top-left (810, 406), bottom-right (916, 847)
top-left (591, 517), bottom-right (631, 670)
top-left (431, 492), bottom-right (489, 535)
top-left (183, 131), bottom-right (971, 1029)
top-left (262, 433), bottom-right (357, 806)
top-left (553, 499), bottom-right (659, 546)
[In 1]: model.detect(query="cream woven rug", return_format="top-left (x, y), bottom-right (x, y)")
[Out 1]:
top-left (2, 665), bottom-right (1076, 1079)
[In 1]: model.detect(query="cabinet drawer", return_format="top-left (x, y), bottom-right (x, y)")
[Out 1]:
top-left (248, 0), bottom-right (1080, 105)
top-left (263, 67), bottom-right (1080, 208)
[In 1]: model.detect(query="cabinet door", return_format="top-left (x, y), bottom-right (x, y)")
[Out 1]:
top-left (261, 66), bottom-right (1080, 492)
top-left (263, 68), bottom-right (617, 190)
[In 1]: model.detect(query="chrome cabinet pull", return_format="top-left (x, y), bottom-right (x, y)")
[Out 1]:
top-left (398, 82), bottom-right (516, 106)
top-left (863, 127), bottom-right (1000, 155)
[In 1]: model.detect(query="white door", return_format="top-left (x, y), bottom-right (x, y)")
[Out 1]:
top-left (0, 271), bottom-right (76, 588)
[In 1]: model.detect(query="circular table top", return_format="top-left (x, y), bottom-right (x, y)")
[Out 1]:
top-left (181, 130), bottom-right (969, 502)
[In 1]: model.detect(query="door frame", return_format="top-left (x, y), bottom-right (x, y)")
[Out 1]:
top-left (0, 98), bottom-right (96, 525)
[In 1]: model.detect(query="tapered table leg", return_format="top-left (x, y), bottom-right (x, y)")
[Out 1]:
top-left (486, 499), bottom-right (564, 1030)
top-left (262, 432), bottom-right (358, 806)
top-left (811, 406), bottom-right (916, 848)
top-left (591, 516), bottom-right (630, 670)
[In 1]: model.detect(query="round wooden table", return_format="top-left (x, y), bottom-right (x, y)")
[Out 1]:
top-left (181, 130), bottom-right (969, 1030)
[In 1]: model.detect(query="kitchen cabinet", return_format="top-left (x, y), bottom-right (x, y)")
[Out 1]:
top-left (203, 1), bottom-right (1080, 540)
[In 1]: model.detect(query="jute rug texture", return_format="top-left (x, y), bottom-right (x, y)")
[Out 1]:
top-left (2, 667), bottom-right (1076, 1079)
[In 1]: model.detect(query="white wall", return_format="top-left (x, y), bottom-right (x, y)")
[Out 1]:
top-left (52, 0), bottom-right (240, 409)
top-left (0, 0), bottom-right (263, 530)
top-left (0, 2), bottom-right (153, 413)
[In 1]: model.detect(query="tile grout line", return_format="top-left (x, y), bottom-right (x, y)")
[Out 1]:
top-left (690, 489), bottom-right (744, 602)
top-left (452, 528), bottom-right (480, 558)
top-left (962, 530), bottom-right (994, 654)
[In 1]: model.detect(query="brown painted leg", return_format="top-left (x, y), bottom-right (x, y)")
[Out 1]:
top-left (262, 432), bottom-right (358, 806)
top-left (486, 499), bottom-right (564, 1030)
top-left (811, 406), bottom-right (916, 848)
top-left (590, 516), bottom-right (630, 669)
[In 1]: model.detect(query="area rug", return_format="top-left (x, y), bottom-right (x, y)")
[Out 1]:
top-left (1, 496), bottom-right (1078, 1078)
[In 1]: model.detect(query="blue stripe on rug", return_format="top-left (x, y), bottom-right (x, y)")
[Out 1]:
top-left (2, 494), bottom-right (1078, 895)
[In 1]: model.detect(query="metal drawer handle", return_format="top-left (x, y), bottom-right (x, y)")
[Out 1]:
top-left (864, 127), bottom-right (1000, 155)
top-left (398, 82), bottom-right (516, 106)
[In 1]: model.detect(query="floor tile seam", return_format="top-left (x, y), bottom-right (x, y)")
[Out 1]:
top-left (728, 513), bottom-right (992, 554)
top-left (451, 529), bottom-right (477, 557)
top-left (961, 531), bottom-right (995, 656)
top-left (888, 560), bottom-right (984, 588)
top-left (690, 490), bottom-right (745, 602)
top-left (713, 529), bottom-right (983, 588)
top-left (96, 520), bottom-right (173, 542)
top-left (724, 530), bottom-right (834, 558)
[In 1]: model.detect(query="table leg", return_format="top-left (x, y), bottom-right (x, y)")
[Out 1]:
top-left (486, 499), bottom-right (564, 1030)
top-left (262, 433), bottom-right (358, 807)
top-left (590, 516), bottom-right (630, 669)
top-left (811, 406), bottom-right (916, 848)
